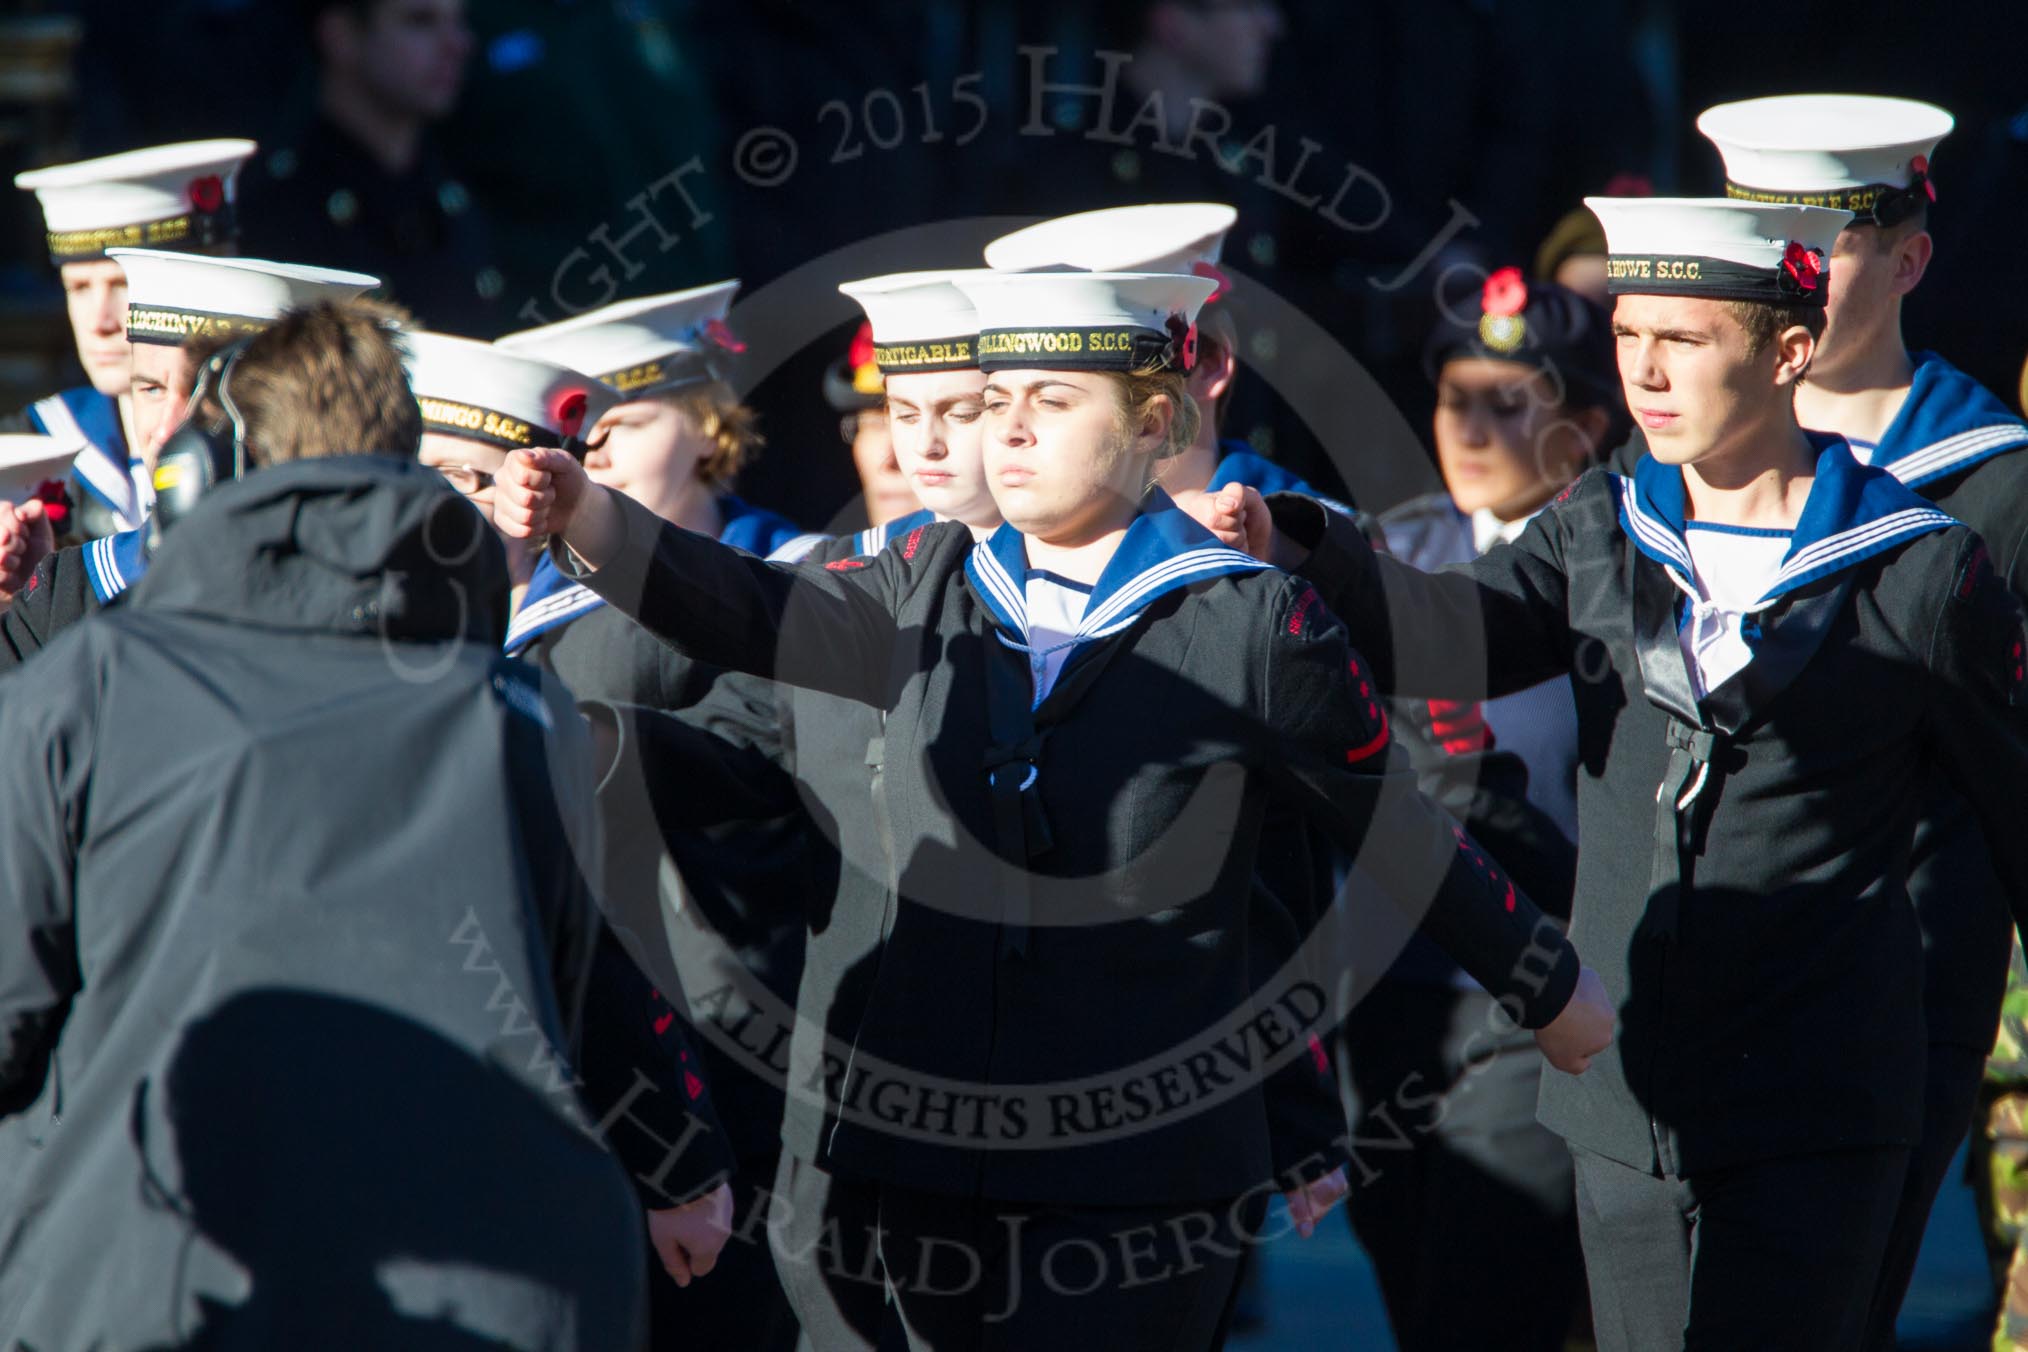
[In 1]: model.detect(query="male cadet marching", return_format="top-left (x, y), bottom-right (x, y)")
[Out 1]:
top-left (0, 250), bottom-right (377, 668)
top-left (1669, 96), bottom-right (2028, 1351)
top-left (7, 140), bottom-right (255, 540)
top-left (1246, 195), bottom-right (2028, 1349)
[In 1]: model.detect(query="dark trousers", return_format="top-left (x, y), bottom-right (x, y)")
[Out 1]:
top-left (1860, 1042), bottom-right (1990, 1352)
top-left (1572, 1143), bottom-right (1909, 1352)
top-left (769, 1153), bottom-right (1253, 1352)
top-left (648, 1148), bottom-right (800, 1352)
top-left (1342, 982), bottom-right (1582, 1351)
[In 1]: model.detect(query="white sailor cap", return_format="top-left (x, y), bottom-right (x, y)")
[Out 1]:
top-left (405, 331), bottom-right (620, 452)
top-left (1582, 197), bottom-right (1852, 307)
top-left (1698, 95), bottom-right (1951, 228)
top-left (837, 270), bottom-right (988, 374)
top-left (495, 280), bottom-right (743, 399)
top-left (109, 248), bottom-right (378, 347)
top-left (954, 271), bottom-right (1217, 373)
top-left (983, 203), bottom-right (1236, 284)
top-left (0, 434), bottom-right (77, 503)
top-left (16, 139), bottom-right (256, 266)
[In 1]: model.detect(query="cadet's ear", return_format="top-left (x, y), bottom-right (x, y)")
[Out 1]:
top-left (1773, 323), bottom-right (1816, 389)
top-left (1892, 228), bottom-right (1934, 298)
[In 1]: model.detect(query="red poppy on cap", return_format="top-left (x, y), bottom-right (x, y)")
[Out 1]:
top-left (703, 316), bottom-right (747, 354)
top-left (1781, 241), bottom-right (1823, 293)
top-left (1191, 260), bottom-right (1230, 303)
top-left (1912, 154), bottom-right (1938, 202)
top-left (1482, 266), bottom-right (1528, 317)
top-left (551, 389), bottom-right (588, 437)
top-left (187, 175), bottom-right (225, 214)
top-left (847, 321), bottom-right (875, 371)
top-left (30, 478), bottom-right (69, 531)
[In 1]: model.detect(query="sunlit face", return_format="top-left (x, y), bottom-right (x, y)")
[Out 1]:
top-left (981, 370), bottom-right (1149, 544)
top-left (130, 343), bottom-right (194, 469)
top-left (848, 408), bottom-right (912, 526)
top-left (883, 369), bottom-right (997, 529)
top-left (62, 259), bottom-right (130, 397)
top-left (582, 396), bottom-right (710, 525)
top-left (1433, 358), bottom-right (1600, 519)
top-left (1612, 294), bottom-right (1800, 467)
top-left (418, 430), bottom-right (510, 521)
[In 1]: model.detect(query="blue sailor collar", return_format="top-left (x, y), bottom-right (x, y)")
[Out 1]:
top-left (506, 493), bottom-right (819, 653)
top-left (31, 385), bottom-right (141, 530)
top-left (82, 527), bottom-right (148, 604)
top-left (1616, 435), bottom-right (1955, 608)
top-left (718, 493), bottom-right (814, 558)
top-left (847, 507), bottom-right (936, 558)
top-left (1853, 351), bottom-right (2028, 489)
top-left (504, 552), bottom-right (600, 655)
top-left (1207, 439), bottom-right (1353, 516)
top-left (965, 487), bottom-right (1273, 651)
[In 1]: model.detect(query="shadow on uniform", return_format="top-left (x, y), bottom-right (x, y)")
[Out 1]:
top-left (138, 988), bottom-right (643, 1351)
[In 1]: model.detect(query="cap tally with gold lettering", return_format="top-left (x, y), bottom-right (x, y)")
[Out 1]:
top-left (1698, 94), bottom-right (1951, 228)
top-left (110, 248), bottom-right (379, 346)
top-left (495, 280), bottom-right (743, 399)
top-left (1582, 197), bottom-right (1852, 307)
top-left (955, 271), bottom-right (1217, 372)
top-left (837, 270), bottom-right (987, 374)
top-left (984, 202), bottom-right (1234, 277)
top-left (405, 331), bottom-right (620, 452)
top-left (16, 139), bottom-right (256, 266)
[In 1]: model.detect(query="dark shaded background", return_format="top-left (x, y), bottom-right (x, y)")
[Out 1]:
top-left (2, 0), bottom-right (2023, 530)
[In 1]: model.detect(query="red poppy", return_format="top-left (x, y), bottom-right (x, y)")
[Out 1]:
top-left (1781, 241), bottom-right (1823, 293)
top-left (551, 389), bottom-right (588, 437)
top-left (1165, 316), bottom-right (1199, 372)
top-left (1912, 154), bottom-right (1938, 202)
top-left (703, 316), bottom-right (747, 354)
top-left (187, 174), bottom-right (225, 214)
top-left (1191, 260), bottom-right (1230, 303)
top-left (1482, 265), bottom-right (1528, 317)
top-left (30, 478), bottom-right (69, 531)
top-left (847, 320), bottom-right (875, 370)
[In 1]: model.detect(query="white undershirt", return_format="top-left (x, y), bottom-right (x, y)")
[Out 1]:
top-left (1679, 524), bottom-right (1792, 698)
top-left (1469, 506), bottom-right (1533, 555)
top-left (1022, 570), bottom-right (1092, 705)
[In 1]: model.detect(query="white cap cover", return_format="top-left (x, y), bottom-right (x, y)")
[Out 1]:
top-left (496, 280), bottom-right (743, 397)
top-left (837, 270), bottom-right (989, 373)
top-left (405, 330), bottom-right (619, 450)
top-left (17, 139), bottom-right (256, 264)
top-left (110, 248), bottom-right (379, 346)
top-left (954, 271), bottom-right (1217, 372)
top-left (1583, 197), bottom-right (1852, 305)
top-left (1697, 94), bottom-right (1951, 226)
top-left (984, 203), bottom-right (1236, 278)
top-left (0, 434), bottom-right (78, 503)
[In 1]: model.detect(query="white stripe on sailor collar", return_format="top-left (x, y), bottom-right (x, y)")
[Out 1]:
top-left (503, 581), bottom-right (606, 655)
top-left (36, 394), bottom-right (141, 529)
top-left (767, 532), bottom-right (831, 563)
top-left (1880, 424), bottom-right (2028, 487)
top-left (965, 493), bottom-right (1272, 651)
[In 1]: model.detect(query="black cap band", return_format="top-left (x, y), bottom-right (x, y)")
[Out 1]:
top-left (126, 304), bottom-right (273, 346)
top-left (597, 351), bottom-right (716, 396)
top-left (418, 398), bottom-right (565, 451)
top-left (1604, 252), bottom-right (1828, 306)
top-left (1723, 178), bottom-right (1928, 228)
top-left (872, 336), bottom-right (978, 373)
top-left (48, 201), bottom-right (238, 265)
top-left (976, 325), bottom-right (1179, 372)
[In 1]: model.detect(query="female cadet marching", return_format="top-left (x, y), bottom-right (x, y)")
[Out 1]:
top-left (496, 268), bottom-right (1612, 1349)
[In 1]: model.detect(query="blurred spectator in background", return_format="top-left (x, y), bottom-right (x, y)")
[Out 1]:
top-left (824, 321), bottom-right (909, 529)
top-left (239, 0), bottom-right (505, 336)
